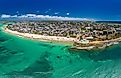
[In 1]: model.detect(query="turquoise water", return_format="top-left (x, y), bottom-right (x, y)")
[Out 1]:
top-left (0, 24), bottom-right (121, 78)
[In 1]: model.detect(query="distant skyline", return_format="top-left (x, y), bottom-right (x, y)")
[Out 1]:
top-left (0, 0), bottom-right (121, 21)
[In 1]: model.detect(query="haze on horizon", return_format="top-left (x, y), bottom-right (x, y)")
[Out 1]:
top-left (0, 0), bottom-right (121, 21)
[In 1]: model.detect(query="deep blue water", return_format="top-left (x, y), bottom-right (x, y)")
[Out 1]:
top-left (0, 0), bottom-right (121, 20)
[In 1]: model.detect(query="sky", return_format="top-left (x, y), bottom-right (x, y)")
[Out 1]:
top-left (0, 0), bottom-right (121, 20)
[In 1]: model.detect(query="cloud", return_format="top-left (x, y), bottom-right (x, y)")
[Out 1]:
top-left (0, 14), bottom-right (95, 21)
top-left (45, 9), bottom-right (51, 13)
top-left (66, 13), bottom-right (70, 15)
top-left (1, 14), bottom-right (11, 18)
top-left (1, 14), bottom-right (17, 18)
top-left (36, 10), bottom-right (40, 13)
top-left (54, 12), bottom-right (60, 15)
top-left (45, 11), bottom-right (49, 13)
top-left (16, 11), bottom-right (19, 14)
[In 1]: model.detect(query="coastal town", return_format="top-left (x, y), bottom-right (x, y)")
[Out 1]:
top-left (4, 21), bottom-right (121, 50)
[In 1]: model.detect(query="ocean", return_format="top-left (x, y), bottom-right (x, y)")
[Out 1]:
top-left (0, 24), bottom-right (121, 78)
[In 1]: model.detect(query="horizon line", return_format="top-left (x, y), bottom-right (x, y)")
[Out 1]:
top-left (0, 14), bottom-right (96, 21)
top-left (0, 14), bottom-right (121, 21)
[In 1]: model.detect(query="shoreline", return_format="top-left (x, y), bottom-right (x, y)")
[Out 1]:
top-left (3, 27), bottom-right (76, 46)
top-left (3, 27), bottom-right (121, 50)
top-left (73, 38), bottom-right (121, 50)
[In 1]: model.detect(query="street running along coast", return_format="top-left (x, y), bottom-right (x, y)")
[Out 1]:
top-left (3, 21), bottom-right (121, 50)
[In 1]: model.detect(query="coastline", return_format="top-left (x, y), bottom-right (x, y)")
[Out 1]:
top-left (73, 38), bottom-right (121, 50)
top-left (3, 27), bottom-right (76, 46)
top-left (2, 26), bottom-right (121, 50)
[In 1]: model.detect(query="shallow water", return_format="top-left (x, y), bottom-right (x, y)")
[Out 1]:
top-left (0, 24), bottom-right (121, 78)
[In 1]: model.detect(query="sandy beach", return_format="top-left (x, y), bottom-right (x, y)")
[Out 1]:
top-left (3, 27), bottom-right (121, 50)
top-left (3, 27), bottom-right (77, 45)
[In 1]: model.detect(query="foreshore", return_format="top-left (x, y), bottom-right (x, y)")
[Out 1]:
top-left (3, 27), bottom-right (121, 50)
top-left (3, 27), bottom-right (76, 45)
top-left (73, 38), bottom-right (121, 50)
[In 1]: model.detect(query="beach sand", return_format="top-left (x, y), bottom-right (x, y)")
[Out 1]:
top-left (3, 27), bottom-right (121, 50)
top-left (3, 27), bottom-right (77, 45)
